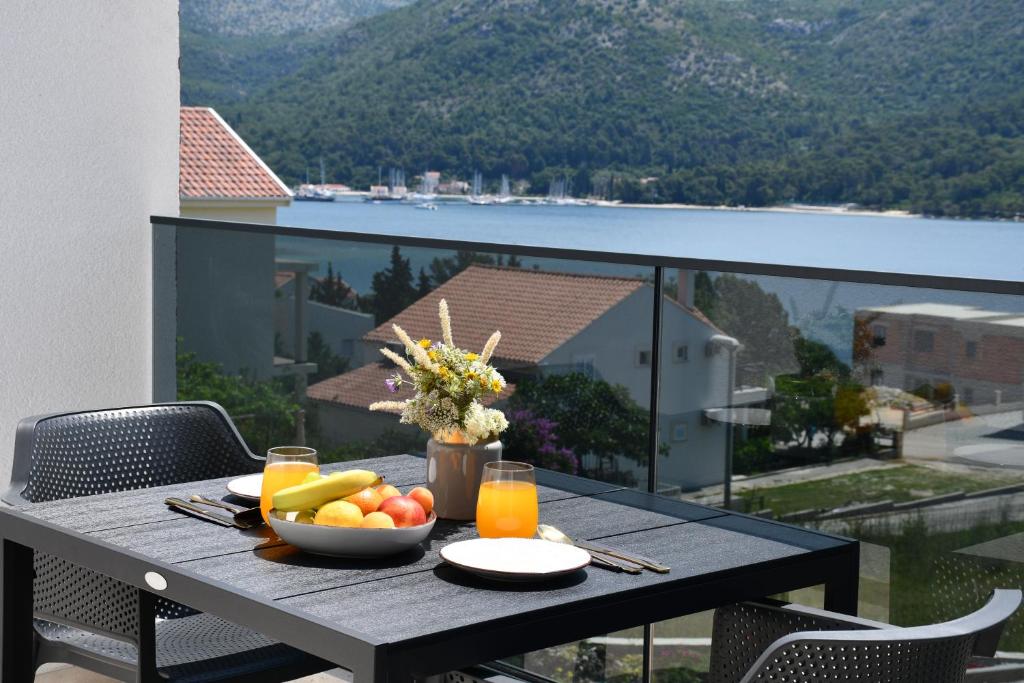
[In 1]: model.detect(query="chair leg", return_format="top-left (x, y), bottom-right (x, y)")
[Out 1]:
top-left (2, 539), bottom-right (38, 682)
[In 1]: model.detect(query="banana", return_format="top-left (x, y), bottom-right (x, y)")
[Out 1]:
top-left (272, 469), bottom-right (381, 511)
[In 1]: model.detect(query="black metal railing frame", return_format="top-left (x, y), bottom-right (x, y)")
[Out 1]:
top-left (152, 214), bottom-right (1024, 682)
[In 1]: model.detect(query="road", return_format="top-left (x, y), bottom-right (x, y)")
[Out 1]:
top-left (904, 409), bottom-right (1024, 470)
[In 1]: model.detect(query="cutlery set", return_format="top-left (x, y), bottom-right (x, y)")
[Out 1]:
top-left (537, 524), bottom-right (669, 574)
top-left (165, 495), bottom-right (263, 529)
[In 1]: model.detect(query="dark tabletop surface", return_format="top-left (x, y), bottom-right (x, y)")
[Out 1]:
top-left (14, 454), bottom-right (853, 647)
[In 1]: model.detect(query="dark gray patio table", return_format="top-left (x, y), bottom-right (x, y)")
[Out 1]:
top-left (0, 454), bottom-right (859, 682)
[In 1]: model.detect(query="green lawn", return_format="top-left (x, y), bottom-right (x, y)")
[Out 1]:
top-left (739, 464), bottom-right (1021, 517)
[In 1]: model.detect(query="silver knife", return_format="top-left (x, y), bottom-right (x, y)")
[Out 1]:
top-left (165, 497), bottom-right (238, 527)
top-left (588, 551), bottom-right (642, 574)
top-left (575, 538), bottom-right (670, 574)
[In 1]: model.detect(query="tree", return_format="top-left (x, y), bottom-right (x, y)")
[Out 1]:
top-left (703, 274), bottom-right (798, 382)
top-left (507, 372), bottom-right (651, 485)
top-left (693, 271), bottom-right (715, 318)
top-left (367, 246), bottom-right (417, 324)
top-left (428, 250), bottom-right (497, 287)
top-left (176, 345), bottom-right (297, 454)
top-left (309, 262), bottom-right (356, 309)
top-left (771, 334), bottom-right (868, 453)
top-left (416, 267), bottom-right (432, 297)
top-left (306, 331), bottom-right (349, 384)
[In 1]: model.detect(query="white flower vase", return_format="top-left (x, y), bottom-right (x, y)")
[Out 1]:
top-left (426, 433), bottom-right (503, 520)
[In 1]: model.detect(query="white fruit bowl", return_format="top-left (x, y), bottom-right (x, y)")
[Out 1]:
top-left (267, 510), bottom-right (436, 558)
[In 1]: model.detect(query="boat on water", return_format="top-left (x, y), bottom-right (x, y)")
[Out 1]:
top-left (415, 202), bottom-right (438, 211)
top-left (294, 184), bottom-right (335, 202)
top-left (365, 167), bottom-right (408, 202)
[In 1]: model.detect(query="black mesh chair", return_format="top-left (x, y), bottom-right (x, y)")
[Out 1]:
top-left (708, 589), bottom-right (1021, 683)
top-left (2, 402), bottom-right (332, 682)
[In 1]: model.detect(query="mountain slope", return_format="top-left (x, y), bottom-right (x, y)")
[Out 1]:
top-left (180, 0), bottom-right (412, 103)
top-left (187, 0), bottom-right (1024, 217)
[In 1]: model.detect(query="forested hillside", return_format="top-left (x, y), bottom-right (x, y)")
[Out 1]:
top-left (181, 0), bottom-right (1024, 217)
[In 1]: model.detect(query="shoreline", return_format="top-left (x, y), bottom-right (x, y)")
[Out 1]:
top-left (599, 200), bottom-right (919, 219)
top-left (331, 190), bottom-right (919, 218)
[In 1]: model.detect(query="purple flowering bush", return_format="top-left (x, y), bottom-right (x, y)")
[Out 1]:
top-left (503, 408), bottom-right (578, 474)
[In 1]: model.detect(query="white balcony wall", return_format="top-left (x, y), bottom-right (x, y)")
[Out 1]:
top-left (0, 2), bottom-right (180, 480)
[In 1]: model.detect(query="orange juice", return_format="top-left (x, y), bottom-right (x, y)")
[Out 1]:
top-left (476, 480), bottom-right (539, 538)
top-left (260, 461), bottom-right (319, 523)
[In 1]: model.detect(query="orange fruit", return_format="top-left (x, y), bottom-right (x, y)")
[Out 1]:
top-left (344, 487), bottom-right (384, 515)
top-left (408, 487), bottom-right (434, 515)
top-left (361, 511), bottom-right (396, 529)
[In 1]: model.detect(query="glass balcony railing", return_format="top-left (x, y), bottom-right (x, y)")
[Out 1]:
top-left (154, 215), bottom-right (1024, 682)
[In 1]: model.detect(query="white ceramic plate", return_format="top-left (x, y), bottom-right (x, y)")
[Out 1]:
top-left (267, 512), bottom-right (436, 558)
top-left (226, 473), bottom-right (263, 502)
top-left (440, 538), bottom-right (591, 582)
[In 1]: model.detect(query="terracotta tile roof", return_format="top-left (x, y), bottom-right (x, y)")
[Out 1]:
top-left (307, 361), bottom-right (513, 411)
top-left (179, 106), bottom-right (291, 200)
top-left (364, 265), bottom-right (647, 364)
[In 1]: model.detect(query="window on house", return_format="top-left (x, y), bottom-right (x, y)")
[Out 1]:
top-left (872, 325), bottom-right (887, 347)
top-left (670, 420), bottom-right (687, 442)
top-left (572, 354), bottom-right (596, 378)
top-left (636, 349), bottom-right (651, 366)
top-left (913, 330), bottom-right (935, 352)
top-left (965, 340), bottom-right (978, 359)
top-left (673, 343), bottom-right (689, 363)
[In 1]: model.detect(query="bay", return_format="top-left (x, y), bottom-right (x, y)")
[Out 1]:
top-left (275, 200), bottom-right (1024, 362)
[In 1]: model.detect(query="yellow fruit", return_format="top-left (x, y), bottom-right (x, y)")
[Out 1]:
top-left (345, 487), bottom-right (384, 515)
top-left (273, 469), bottom-right (381, 511)
top-left (293, 509), bottom-right (316, 524)
top-left (375, 484), bottom-right (401, 500)
top-left (302, 472), bottom-right (322, 484)
top-left (314, 500), bottom-right (363, 527)
top-left (361, 511), bottom-right (396, 529)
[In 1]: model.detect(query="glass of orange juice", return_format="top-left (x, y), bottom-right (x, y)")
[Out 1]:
top-left (260, 446), bottom-right (319, 523)
top-left (476, 461), bottom-right (538, 538)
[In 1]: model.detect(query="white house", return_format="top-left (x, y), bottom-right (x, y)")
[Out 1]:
top-left (309, 265), bottom-right (738, 490)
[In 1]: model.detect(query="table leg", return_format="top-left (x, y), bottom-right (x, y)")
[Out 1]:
top-left (823, 544), bottom-right (860, 616)
top-left (1, 539), bottom-right (36, 682)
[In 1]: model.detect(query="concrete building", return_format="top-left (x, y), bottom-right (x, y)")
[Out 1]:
top-left (274, 271), bottom-right (375, 365)
top-left (855, 303), bottom-right (1024, 407)
top-left (308, 265), bottom-right (737, 489)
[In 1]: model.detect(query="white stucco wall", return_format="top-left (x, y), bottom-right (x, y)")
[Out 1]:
top-left (0, 2), bottom-right (180, 480)
top-left (541, 288), bottom-right (731, 490)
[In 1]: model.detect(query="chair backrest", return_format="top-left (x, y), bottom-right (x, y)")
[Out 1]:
top-left (736, 589), bottom-right (1022, 683)
top-left (5, 401), bottom-right (261, 505)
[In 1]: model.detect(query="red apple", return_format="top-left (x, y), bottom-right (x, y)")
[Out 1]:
top-left (378, 495), bottom-right (427, 528)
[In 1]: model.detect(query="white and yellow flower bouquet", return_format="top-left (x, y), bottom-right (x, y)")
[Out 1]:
top-left (369, 299), bottom-right (509, 445)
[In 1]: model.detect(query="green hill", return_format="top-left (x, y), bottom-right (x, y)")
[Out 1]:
top-left (182, 0), bottom-right (1024, 218)
top-left (180, 0), bottom-right (412, 103)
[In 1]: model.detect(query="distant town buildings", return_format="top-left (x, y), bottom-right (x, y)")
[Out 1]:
top-left (437, 179), bottom-right (470, 194)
